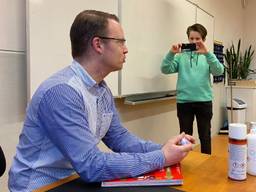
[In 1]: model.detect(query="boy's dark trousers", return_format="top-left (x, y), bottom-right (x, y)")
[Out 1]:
top-left (177, 101), bottom-right (213, 154)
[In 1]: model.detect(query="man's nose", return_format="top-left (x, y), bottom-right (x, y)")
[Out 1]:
top-left (123, 45), bottom-right (128, 54)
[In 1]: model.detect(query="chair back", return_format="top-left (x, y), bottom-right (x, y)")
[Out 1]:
top-left (0, 146), bottom-right (6, 177)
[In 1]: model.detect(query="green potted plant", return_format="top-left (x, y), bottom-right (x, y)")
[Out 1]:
top-left (224, 40), bottom-right (255, 123)
top-left (224, 39), bottom-right (241, 79)
top-left (224, 39), bottom-right (255, 80)
top-left (240, 44), bottom-right (255, 79)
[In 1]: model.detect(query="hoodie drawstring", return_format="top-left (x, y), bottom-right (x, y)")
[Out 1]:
top-left (190, 52), bottom-right (199, 67)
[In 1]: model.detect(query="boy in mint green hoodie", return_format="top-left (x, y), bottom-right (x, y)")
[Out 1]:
top-left (161, 23), bottom-right (224, 154)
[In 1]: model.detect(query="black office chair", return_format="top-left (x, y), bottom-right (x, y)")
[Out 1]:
top-left (0, 146), bottom-right (6, 177)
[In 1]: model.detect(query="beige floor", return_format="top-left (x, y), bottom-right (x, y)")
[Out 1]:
top-left (193, 134), bottom-right (228, 157)
top-left (0, 122), bottom-right (22, 192)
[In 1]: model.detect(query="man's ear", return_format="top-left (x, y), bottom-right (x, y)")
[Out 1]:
top-left (91, 37), bottom-right (104, 54)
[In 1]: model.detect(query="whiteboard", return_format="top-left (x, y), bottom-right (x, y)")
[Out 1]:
top-left (27, 0), bottom-right (119, 98)
top-left (196, 8), bottom-right (214, 52)
top-left (120, 0), bottom-right (196, 96)
top-left (0, 0), bottom-right (26, 51)
top-left (196, 7), bottom-right (214, 83)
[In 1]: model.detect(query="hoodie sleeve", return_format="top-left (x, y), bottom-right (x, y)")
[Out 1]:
top-left (161, 52), bottom-right (179, 74)
top-left (205, 52), bottom-right (224, 76)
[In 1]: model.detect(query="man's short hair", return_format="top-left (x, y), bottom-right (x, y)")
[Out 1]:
top-left (186, 23), bottom-right (207, 41)
top-left (70, 10), bottom-right (119, 58)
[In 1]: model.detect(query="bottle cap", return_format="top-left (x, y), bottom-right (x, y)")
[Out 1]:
top-left (250, 122), bottom-right (256, 129)
top-left (229, 123), bottom-right (247, 140)
top-left (250, 128), bottom-right (256, 134)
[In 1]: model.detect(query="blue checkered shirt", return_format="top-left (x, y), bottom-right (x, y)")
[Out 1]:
top-left (8, 60), bottom-right (164, 191)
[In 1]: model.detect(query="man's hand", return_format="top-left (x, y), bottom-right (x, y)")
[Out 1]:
top-left (161, 133), bottom-right (195, 167)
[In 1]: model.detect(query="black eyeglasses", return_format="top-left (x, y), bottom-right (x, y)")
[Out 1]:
top-left (97, 36), bottom-right (126, 45)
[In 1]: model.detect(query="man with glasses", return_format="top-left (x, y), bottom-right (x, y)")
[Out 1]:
top-left (9, 10), bottom-right (194, 191)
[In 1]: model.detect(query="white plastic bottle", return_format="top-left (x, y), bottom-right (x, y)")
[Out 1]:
top-left (249, 122), bottom-right (256, 132)
top-left (250, 122), bottom-right (256, 127)
top-left (228, 123), bottom-right (247, 181)
top-left (247, 128), bottom-right (256, 176)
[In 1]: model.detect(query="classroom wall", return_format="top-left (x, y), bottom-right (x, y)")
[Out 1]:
top-left (192, 0), bottom-right (244, 46)
top-left (0, 0), bottom-right (247, 190)
top-left (243, 0), bottom-right (256, 78)
top-left (0, 1), bottom-right (26, 124)
top-left (116, 0), bottom-right (245, 144)
top-left (0, 0), bottom-right (26, 190)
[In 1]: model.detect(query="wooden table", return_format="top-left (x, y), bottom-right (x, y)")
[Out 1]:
top-left (175, 151), bottom-right (256, 192)
top-left (34, 135), bottom-right (256, 192)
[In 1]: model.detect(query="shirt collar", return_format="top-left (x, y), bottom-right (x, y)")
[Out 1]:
top-left (70, 60), bottom-right (107, 93)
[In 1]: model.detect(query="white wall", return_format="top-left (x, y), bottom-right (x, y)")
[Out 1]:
top-left (193, 0), bottom-right (244, 135)
top-left (0, 1), bottom-right (26, 191)
top-left (116, 99), bottom-right (180, 143)
top-left (0, 0), bottom-right (26, 125)
top-left (118, 0), bottom-right (245, 145)
top-left (244, 0), bottom-right (256, 78)
top-left (191, 0), bottom-right (244, 46)
top-left (0, 0), bottom-right (249, 191)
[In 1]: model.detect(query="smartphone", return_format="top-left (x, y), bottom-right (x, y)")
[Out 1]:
top-left (181, 43), bottom-right (197, 51)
